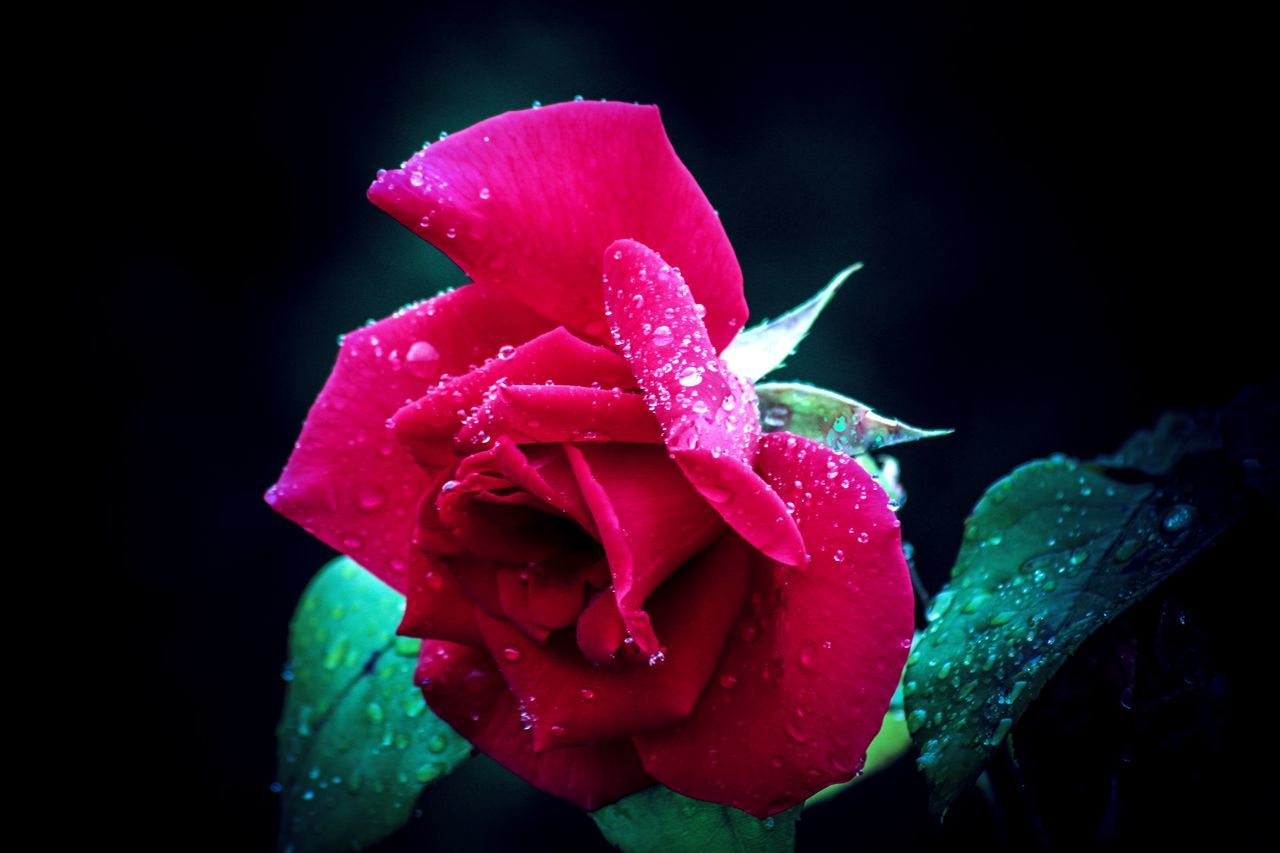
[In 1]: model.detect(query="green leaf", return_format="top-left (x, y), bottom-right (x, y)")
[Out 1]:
top-left (592, 787), bottom-right (799, 853)
top-left (904, 413), bottom-right (1242, 815)
top-left (805, 671), bottom-right (913, 808)
top-left (277, 557), bottom-right (471, 852)
top-left (721, 263), bottom-right (861, 382)
top-left (756, 382), bottom-right (951, 456)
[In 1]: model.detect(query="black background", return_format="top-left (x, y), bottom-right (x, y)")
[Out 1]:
top-left (84, 2), bottom-right (1271, 849)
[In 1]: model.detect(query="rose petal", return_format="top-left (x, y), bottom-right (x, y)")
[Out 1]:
top-left (602, 238), bottom-right (806, 566)
top-left (397, 554), bottom-right (484, 647)
top-left (564, 443), bottom-right (724, 655)
top-left (454, 385), bottom-right (661, 452)
top-left (368, 100), bottom-right (747, 351)
top-left (575, 590), bottom-right (629, 668)
top-left (391, 327), bottom-right (634, 466)
top-left (673, 448), bottom-right (809, 568)
top-left (633, 432), bottom-right (915, 817)
top-left (415, 640), bottom-right (654, 810)
top-left (480, 534), bottom-right (750, 752)
top-left (436, 466), bottom-right (586, 564)
top-left (265, 284), bottom-right (553, 591)
top-left (496, 555), bottom-right (608, 636)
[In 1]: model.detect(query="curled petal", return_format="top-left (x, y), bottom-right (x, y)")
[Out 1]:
top-left (454, 385), bottom-right (661, 452)
top-left (265, 285), bottom-right (552, 591)
top-left (391, 326), bottom-right (634, 467)
top-left (633, 432), bottom-right (915, 817)
top-left (603, 238), bottom-right (805, 566)
top-left (564, 443), bottom-right (724, 655)
top-left (368, 101), bottom-right (747, 351)
top-left (415, 640), bottom-right (654, 810)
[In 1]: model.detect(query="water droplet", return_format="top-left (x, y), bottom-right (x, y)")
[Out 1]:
top-left (579, 688), bottom-right (596, 701)
top-left (445, 227), bottom-right (457, 239)
top-left (647, 648), bottom-right (667, 666)
top-left (357, 484), bottom-right (386, 510)
top-left (502, 647), bottom-right (522, 662)
top-left (406, 341), bottom-right (440, 377)
top-left (722, 397), bottom-right (736, 412)
top-left (907, 708), bottom-right (927, 734)
top-left (833, 549), bottom-right (845, 562)
top-left (694, 302), bottom-right (707, 318)
top-left (678, 367), bottom-right (703, 387)
top-left (497, 344), bottom-right (517, 360)
top-left (1162, 503), bottom-right (1196, 532)
top-left (785, 717), bottom-right (807, 743)
top-left (828, 750), bottom-right (856, 774)
top-left (479, 187), bottom-right (491, 200)
top-left (366, 702), bottom-right (384, 724)
top-left (760, 406), bottom-right (791, 432)
top-left (1112, 538), bottom-right (1141, 562)
top-left (409, 172), bottom-right (424, 187)
top-left (719, 673), bottom-right (738, 689)
top-left (856, 531), bottom-right (870, 545)
top-left (550, 724), bottom-right (567, 737)
top-left (986, 717), bottom-right (1014, 746)
top-left (651, 325), bottom-right (673, 346)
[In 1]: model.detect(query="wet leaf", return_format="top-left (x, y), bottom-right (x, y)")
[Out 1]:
top-left (721, 263), bottom-right (860, 382)
top-left (276, 557), bottom-right (471, 852)
top-left (592, 786), bottom-right (799, 853)
top-left (905, 413), bottom-right (1244, 815)
top-left (756, 382), bottom-right (951, 456)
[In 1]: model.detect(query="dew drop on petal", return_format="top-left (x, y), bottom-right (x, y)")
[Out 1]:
top-left (678, 367), bottom-right (703, 387)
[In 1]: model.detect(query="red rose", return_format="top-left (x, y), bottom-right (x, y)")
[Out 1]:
top-left (266, 100), bottom-right (914, 816)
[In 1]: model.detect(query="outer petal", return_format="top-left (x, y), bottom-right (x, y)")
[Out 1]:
top-left (603, 238), bottom-right (806, 566)
top-left (367, 100), bottom-right (747, 351)
top-left (415, 641), bottom-right (654, 810)
top-left (265, 285), bottom-right (553, 591)
top-left (391, 326), bottom-right (634, 467)
top-left (633, 433), bottom-right (915, 817)
top-left (564, 443), bottom-right (724, 655)
top-left (478, 534), bottom-right (750, 752)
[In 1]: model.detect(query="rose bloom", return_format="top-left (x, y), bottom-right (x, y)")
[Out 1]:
top-left (267, 100), bottom-right (913, 817)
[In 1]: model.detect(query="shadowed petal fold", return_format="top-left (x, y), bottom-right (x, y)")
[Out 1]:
top-left (564, 443), bottom-right (724, 655)
top-left (479, 534), bottom-right (750, 752)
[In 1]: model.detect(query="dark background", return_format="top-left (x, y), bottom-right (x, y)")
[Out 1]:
top-left (84, 2), bottom-right (1271, 850)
